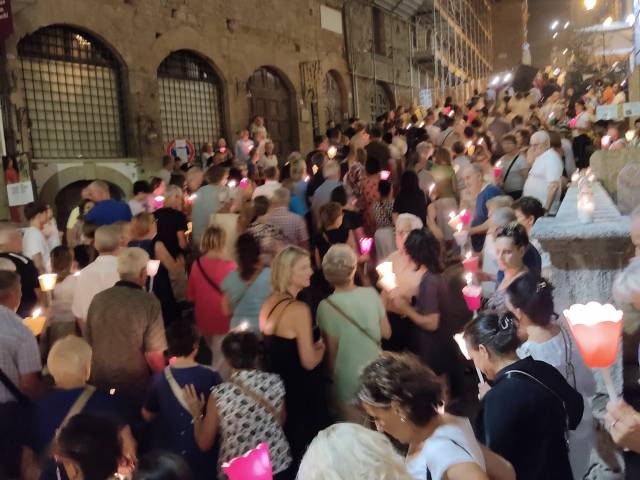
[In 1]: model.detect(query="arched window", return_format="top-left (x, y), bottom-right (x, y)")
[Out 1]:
top-left (157, 50), bottom-right (224, 149)
top-left (18, 26), bottom-right (126, 159)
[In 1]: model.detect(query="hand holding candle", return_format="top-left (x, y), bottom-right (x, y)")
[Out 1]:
top-left (376, 262), bottom-right (397, 291)
top-left (359, 237), bottom-right (373, 256)
top-left (493, 160), bottom-right (503, 180)
top-left (327, 146), bottom-right (338, 159)
top-left (23, 307), bottom-right (47, 336)
top-left (564, 302), bottom-right (623, 402)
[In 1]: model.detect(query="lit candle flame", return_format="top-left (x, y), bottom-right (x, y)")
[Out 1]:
top-left (465, 272), bottom-right (473, 286)
top-left (465, 251), bottom-right (472, 260)
top-left (456, 223), bottom-right (463, 233)
top-left (327, 146), bottom-right (338, 159)
top-left (304, 175), bottom-right (310, 182)
top-left (428, 183), bottom-right (435, 195)
top-left (312, 165), bottom-right (319, 175)
top-left (32, 307), bottom-right (42, 317)
top-left (188, 193), bottom-right (197, 201)
top-left (154, 195), bottom-right (165, 203)
top-left (227, 180), bottom-right (237, 189)
top-left (449, 211), bottom-right (456, 220)
top-left (237, 321), bottom-right (250, 331)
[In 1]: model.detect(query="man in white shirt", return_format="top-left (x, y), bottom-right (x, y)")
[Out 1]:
top-left (22, 202), bottom-right (50, 274)
top-left (252, 166), bottom-right (281, 200)
top-left (128, 180), bottom-right (151, 216)
top-left (523, 131), bottom-right (564, 215)
top-left (72, 224), bottom-right (121, 324)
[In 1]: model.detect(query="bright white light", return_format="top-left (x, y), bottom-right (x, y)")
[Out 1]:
top-left (626, 14), bottom-right (635, 25)
top-left (603, 16), bottom-right (613, 26)
top-left (503, 73), bottom-right (512, 83)
top-left (552, 32), bottom-right (559, 39)
top-left (553, 67), bottom-right (561, 76)
top-left (491, 76), bottom-right (500, 86)
top-left (562, 48), bottom-right (569, 55)
top-left (564, 21), bottom-right (570, 29)
top-left (584, 0), bottom-right (596, 10)
top-left (550, 20), bottom-right (559, 30)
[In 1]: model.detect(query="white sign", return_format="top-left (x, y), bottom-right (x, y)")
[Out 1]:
top-left (419, 89), bottom-right (433, 109)
top-left (6, 181), bottom-right (34, 206)
top-left (596, 104), bottom-right (622, 121)
top-left (623, 102), bottom-right (640, 117)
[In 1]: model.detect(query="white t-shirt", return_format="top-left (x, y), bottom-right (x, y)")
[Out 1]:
top-left (560, 138), bottom-right (576, 178)
top-left (252, 180), bottom-right (282, 200)
top-left (128, 198), bottom-right (147, 216)
top-left (22, 226), bottom-right (50, 271)
top-left (499, 153), bottom-right (527, 194)
top-left (523, 148), bottom-right (563, 214)
top-left (71, 255), bottom-right (120, 322)
top-left (406, 416), bottom-right (486, 480)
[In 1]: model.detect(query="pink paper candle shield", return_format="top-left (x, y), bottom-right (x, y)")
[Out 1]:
top-left (458, 209), bottom-right (471, 226)
top-left (462, 272), bottom-right (481, 311)
top-left (222, 443), bottom-right (273, 480)
top-left (462, 252), bottom-right (479, 273)
top-left (493, 160), bottom-right (503, 179)
top-left (359, 237), bottom-right (373, 255)
top-left (563, 302), bottom-right (623, 369)
top-left (380, 170), bottom-right (391, 181)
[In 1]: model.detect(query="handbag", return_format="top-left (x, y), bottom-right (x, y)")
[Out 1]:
top-left (325, 298), bottom-right (381, 350)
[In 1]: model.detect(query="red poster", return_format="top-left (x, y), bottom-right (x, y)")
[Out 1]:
top-left (0, 0), bottom-right (12, 42)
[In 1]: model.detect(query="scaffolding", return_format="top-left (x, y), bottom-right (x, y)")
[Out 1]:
top-left (414, 0), bottom-right (493, 103)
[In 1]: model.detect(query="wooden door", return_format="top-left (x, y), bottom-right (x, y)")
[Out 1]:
top-left (248, 68), bottom-right (295, 157)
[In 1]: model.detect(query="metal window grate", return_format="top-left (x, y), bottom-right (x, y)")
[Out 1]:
top-left (18, 26), bottom-right (126, 159)
top-left (370, 82), bottom-right (392, 120)
top-left (157, 50), bottom-right (223, 150)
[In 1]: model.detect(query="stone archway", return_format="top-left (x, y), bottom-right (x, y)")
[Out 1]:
top-left (247, 66), bottom-right (298, 157)
top-left (38, 164), bottom-right (132, 226)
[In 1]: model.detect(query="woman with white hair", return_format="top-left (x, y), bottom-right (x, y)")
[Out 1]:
top-left (260, 246), bottom-right (328, 471)
top-left (317, 244), bottom-right (391, 420)
top-left (297, 423), bottom-right (413, 480)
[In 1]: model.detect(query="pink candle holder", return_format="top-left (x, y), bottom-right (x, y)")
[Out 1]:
top-left (359, 237), bottom-right (373, 255)
top-left (459, 209), bottom-right (471, 226)
top-left (493, 161), bottom-right (503, 179)
top-left (462, 252), bottom-right (479, 273)
top-left (222, 442), bottom-right (273, 480)
top-left (380, 170), bottom-right (391, 181)
top-left (564, 302), bottom-right (623, 401)
top-left (239, 178), bottom-right (250, 189)
top-left (462, 285), bottom-right (482, 311)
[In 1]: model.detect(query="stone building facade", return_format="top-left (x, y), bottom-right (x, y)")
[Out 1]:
top-left (491, 0), bottom-right (527, 72)
top-left (0, 0), bottom-right (492, 219)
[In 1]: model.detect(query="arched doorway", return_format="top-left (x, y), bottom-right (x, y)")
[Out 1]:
top-left (157, 50), bottom-right (225, 152)
top-left (370, 81), bottom-right (394, 121)
top-left (325, 70), bottom-right (345, 128)
top-left (247, 67), bottom-right (297, 157)
top-left (54, 180), bottom-right (124, 229)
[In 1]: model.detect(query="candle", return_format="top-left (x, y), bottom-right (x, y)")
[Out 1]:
top-left (458, 209), bottom-right (471, 226)
top-left (577, 199), bottom-right (594, 224)
top-left (462, 251), bottom-right (479, 273)
top-left (380, 170), bottom-right (391, 181)
top-left (564, 302), bottom-right (623, 401)
top-left (376, 262), bottom-right (397, 291)
top-left (448, 211), bottom-right (462, 231)
top-left (601, 135), bottom-right (611, 149)
top-left (327, 146), bottom-right (338, 159)
top-left (23, 307), bottom-right (47, 336)
top-left (625, 130), bottom-right (636, 142)
top-left (359, 237), bottom-right (373, 255)
top-left (493, 160), bottom-right (503, 179)
top-left (428, 183), bottom-right (435, 196)
top-left (453, 224), bottom-right (469, 248)
top-left (153, 195), bottom-right (165, 209)
top-left (462, 280), bottom-right (482, 312)
top-left (454, 333), bottom-right (484, 383)
top-left (571, 171), bottom-right (580, 183)
top-left (188, 193), bottom-right (197, 202)
top-left (186, 222), bottom-right (193, 236)
top-left (237, 320), bottom-right (251, 332)
top-left (147, 259), bottom-right (161, 292)
top-left (304, 175), bottom-right (310, 182)
top-left (38, 273), bottom-right (58, 292)
top-left (312, 165), bottom-right (319, 175)
top-left (227, 179), bottom-right (237, 189)
top-left (239, 178), bottom-right (250, 189)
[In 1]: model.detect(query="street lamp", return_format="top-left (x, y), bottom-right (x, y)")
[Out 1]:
top-left (550, 20), bottom-right (559, 30)
top-left (552, 32), bottom-right (559, 39)
top-left (564, 21), bottom-right (570, 29)
top-left (584, 0), bottom-right (596, 10)
top-left (603, 16), bottom-right (613, 26)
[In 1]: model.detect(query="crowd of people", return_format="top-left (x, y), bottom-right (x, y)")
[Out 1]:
top-left (2, 75), bottom-right (640, 480)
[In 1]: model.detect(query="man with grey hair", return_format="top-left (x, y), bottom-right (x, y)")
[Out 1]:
top-left (84, 247), bottom-right (166, 408)
top-left (0, 222), bottom-right (41, 317)
top-left (84, 180), bottom-right (132, 225)
top-left (523, 130), bottom-right (563, 215)
top-left (72, 224), bottom-right (121, 323)
top-left (266, 187), bottom-right (309, 249)
top-left (311, 159), bottom-right (341, 222)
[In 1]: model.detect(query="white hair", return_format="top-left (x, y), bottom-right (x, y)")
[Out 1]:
top-left (272, 187), bottom-right (290, 205)
top-left (297, 423), bottom-right (413, 480)
top-left (47, 336), bottom-right (92, 384)
top-left (396, 213), bottom-right (423, 232)
top-left (490, 207), bottom-right (517, 228)
top-left (613, 257), bottom-right (640, 305)
top-left (416, 141), bottom-right (433, 157)
top-left (94, 225), bottom-right (120, 253)
top-left (117, 247), bottom-right (149, 282)
top-left (323, 159), bottom-right (340, 178)
top-left (530, 130), bottom-right (551, 148)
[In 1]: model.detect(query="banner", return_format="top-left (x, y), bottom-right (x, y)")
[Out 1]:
top-left (7, 181), bottom-right (34, 206)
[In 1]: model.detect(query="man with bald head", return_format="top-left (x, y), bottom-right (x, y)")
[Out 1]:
top-left (71, 224), bottom-right (122, 324)
top-left (84, 180), bottom-right (132, 225)
top-left (523, 131), bottom-right (563, 215)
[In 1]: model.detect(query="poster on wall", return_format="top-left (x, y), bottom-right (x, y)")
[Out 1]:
top-left (596, 104), bottom-right (622, 121)
top-left (166, 138), bottom-right (195, 165)
top-left (7, 181), bottom-right (34, 206)
top-left (419, 89), bottom-right (433, 109)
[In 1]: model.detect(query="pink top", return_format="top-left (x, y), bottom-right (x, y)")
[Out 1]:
top-left (187, 257), bottom-right (237, 335)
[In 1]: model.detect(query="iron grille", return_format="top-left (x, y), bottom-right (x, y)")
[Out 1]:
top-left (157, 50), bottom-right (224, 150)
top-left (371, 82), bottom-right (393, 120)
top-left (18, 26), bottom-right (126, 159)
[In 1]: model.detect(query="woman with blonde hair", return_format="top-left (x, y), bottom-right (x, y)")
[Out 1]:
top-left (297, 423), bottom-right (413, 480)
top-left (128, 212), bottom-right (178, 322)
top-left (259, 246), bottom-right (328, 471)
top-left (187, 225), bottom-right (237, 374)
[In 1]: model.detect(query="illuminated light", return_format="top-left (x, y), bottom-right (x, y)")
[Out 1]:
top-left (418, 121), bottom-right (425, 128)
top-left (38, 274), bottom-right (58, 292)
top-left (188, 193), bottom-right (197, 201)
top-left (358, 237), bottom-right (373, 255)
top-left (428, 183), bottom-right (435, 195)
top-left (549, 112), bottom-right (555, 120)
top-left (552, 32), bottom-right (559, 39)
top-left (603, 16), bottom-right (613, 26)
top-left (601, 135), bottom-right (612, 148)
top-left (550, 20), bottom-right (559, 30)
top-left (564, 21), bottom-right (570, 29)
top-left (477, 137), bottom-right (484, 145)
top-left (239, 178), bottom-right (249, 189)
top-left (626, 14), bottom-right (635, 25)
top-left (73, 271), bottom-right (80, 277)
top-left (503, 73), bottom-right (512, 83)
top-left (376, 262), bottom-right (397, 291)
top-left (312, 165), bottom-right (319, 174)
top-left (327, 146), bottom-right (338, 159)
top-left (553, 67), bottom-right (561, 76)
top-left (154, 195), bottom-right (165, 203)
top-left (584, 0), bottom-right (596, 10)
top-left (448, 110), bottom-right (455, 118)
top-left (562, 48), bottom-right (569, 55)
top-left (109, 388), bottom-right (116, 395)
top-left (406, 123), bottom-right (412, 129)
top-left (146, 260), bottom-right (160, 277)
top-left (626, 130), bottom-right (636, 142)
top-left (380, 170), bottom-right (391, 180)
top-left (490, 77), bottom-right (500, 86)
top-left (237, 320), bottom-right (251, 331)
top-left (32, 307), bottom-right (42, 318)
top-left (74, 34), bottom-right (91, 47)
top-left (227, 179), bottom-right (237, 189)
top-left (304, 175), bottom-right (310, 182)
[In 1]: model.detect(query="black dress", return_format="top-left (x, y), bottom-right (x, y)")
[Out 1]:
top-left (262, 302), bottom-right (330, 472)
top-left (477, 356), bottom-right (584, 480)
top-left (128, 239), bottom-right (176, 324)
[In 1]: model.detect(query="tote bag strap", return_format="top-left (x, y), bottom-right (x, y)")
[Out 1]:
top-left (325, 298), bottom-right (380, 350)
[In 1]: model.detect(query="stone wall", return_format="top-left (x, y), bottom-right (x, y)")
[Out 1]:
top-left (491, 0), bottom-right (526, 72)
